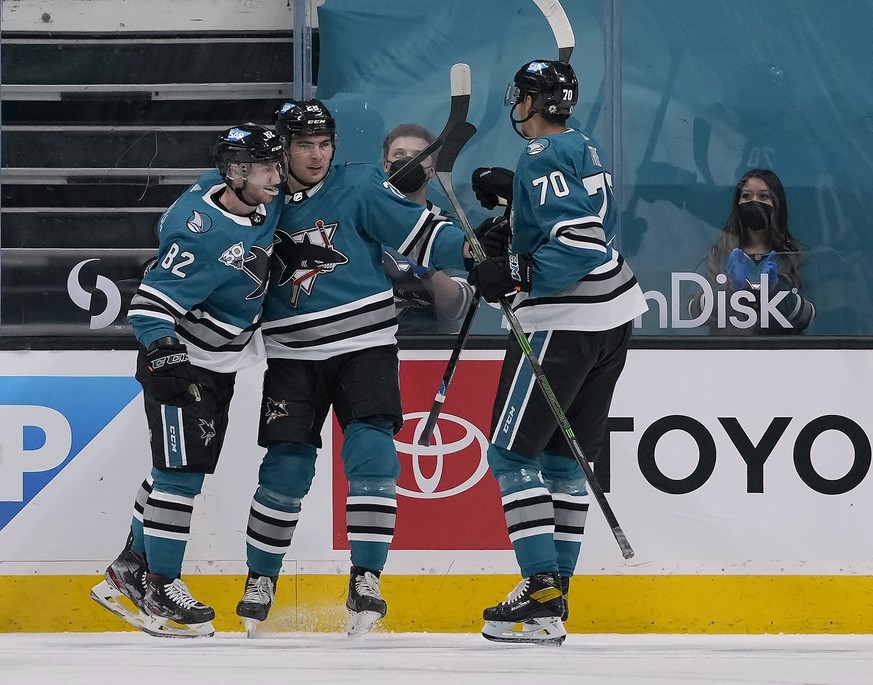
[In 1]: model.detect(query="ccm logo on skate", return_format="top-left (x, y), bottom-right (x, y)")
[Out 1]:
top-left (394, 412), bottom-right (490, 499)
top-left (0, 376), bottom-right (142, 531)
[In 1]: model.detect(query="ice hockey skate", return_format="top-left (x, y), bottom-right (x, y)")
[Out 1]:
top-left (138, 573), bottom-right (216, 638)
top-left (345, 566), bottom-right (387, 637)
top-left (481, 572), bottom-right (567, 645)
top-left (90, 550), bottom-right (153, 632)
top-left (236, 572), bottom-right (277, 637)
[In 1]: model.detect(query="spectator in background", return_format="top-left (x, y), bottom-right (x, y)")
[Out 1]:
top-left (688, 168), bottom-right (815, 334)
top-left (381, 123), bottom-right (475, 335)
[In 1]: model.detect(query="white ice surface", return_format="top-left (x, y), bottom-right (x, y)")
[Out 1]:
top-left (2, 632), bottom-right (873, 685)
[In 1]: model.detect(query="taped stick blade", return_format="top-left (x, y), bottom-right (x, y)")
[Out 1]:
top-left (532, 0), bottom-right (575, 62)
top-left (434, 122), bottom-right (477, 174)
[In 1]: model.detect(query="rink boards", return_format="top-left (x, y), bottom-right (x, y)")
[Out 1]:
top-left (2, 348), bottom-right (873, 633)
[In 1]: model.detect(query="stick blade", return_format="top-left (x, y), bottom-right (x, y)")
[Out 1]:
top-left (434, 121), bottom-right (477, 174)
top-left (532, 0), bottom-right (575, 62)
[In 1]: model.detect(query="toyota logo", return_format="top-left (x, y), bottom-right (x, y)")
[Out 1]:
top-left (395, 411), bottom-right (490, 499)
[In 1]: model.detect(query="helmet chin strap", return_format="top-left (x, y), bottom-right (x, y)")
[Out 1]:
top-left (510, 103), bottom-right (536, 139)
top-left (232, 181), bottom-right (262, 208)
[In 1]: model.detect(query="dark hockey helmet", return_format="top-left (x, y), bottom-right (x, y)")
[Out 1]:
top-left (275, 99), bottom-right (337, 144)
top-left (212, 123), bottom-right (285, 181)
top-left (505, 60), bottom-right (579, 116)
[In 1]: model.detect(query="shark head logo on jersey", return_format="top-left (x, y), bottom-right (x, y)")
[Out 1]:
top-left (186, 210), bottom-right (213, 234)
top-left (273, 220), bottom-right (349, 307)
top-left (525, 139), bottom-right (549, 155)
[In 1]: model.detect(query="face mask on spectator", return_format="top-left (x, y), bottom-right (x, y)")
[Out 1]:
top-left (737, 200), bottom-right (773, 232)
top-left (388, 156), bottom-right (427, 193)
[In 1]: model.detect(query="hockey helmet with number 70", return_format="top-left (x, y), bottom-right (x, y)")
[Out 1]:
top-left (506, 60), bottom-right (579, 117)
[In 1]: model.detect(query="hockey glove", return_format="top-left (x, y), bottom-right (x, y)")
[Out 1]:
top-left (473, 216), bottom-right (512, 259)
top-left (467, 252), bottom-right (533, 303)
top-left (145, 338), bottom-right (202, 407)
top-left (726, 247), bottom-right (750, 290)
top-left (383, 252), bottom-right (434, 309)
top-left (471, 167), bottom-right (515, 210)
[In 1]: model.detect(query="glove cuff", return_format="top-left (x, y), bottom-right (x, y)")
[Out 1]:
top-left (148, 336), bottom-right (182, 351)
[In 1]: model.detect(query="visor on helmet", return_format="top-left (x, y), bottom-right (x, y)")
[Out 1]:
top-left (504, 82), bottom-right (523, 107)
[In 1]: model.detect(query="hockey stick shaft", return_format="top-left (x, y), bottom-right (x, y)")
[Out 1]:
top-left (386, 63), bottom-right (471, 188)
top-left (434, 128), bottom-right (634, 560)
top-left (532, 0), bottom-right (575, 62)
top-left (417, 290), bottom-right (481, 446)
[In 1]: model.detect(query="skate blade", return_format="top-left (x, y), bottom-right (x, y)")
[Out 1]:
top-left (91, 580), bottom-right (148, 627)
top-left (140, 616), bottom-right (215, 639)
top-left (346, 610), bottom-right (382, 637)
top-left (242, 618), bottom-right (261, 638)
top-left (482, 617), bottom-right (567, 645)
top-left (91, 580), bottom-right (213, 639)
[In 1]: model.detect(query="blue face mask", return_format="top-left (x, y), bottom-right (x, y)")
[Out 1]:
top-left (737, 200), bottom-right (773, 231)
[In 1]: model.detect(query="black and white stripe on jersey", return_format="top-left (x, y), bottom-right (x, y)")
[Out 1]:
top-left (128, 284), bottom-right (186, 323)
top-left (515, 275), bottom-right (639, 308)
top-left (396, 207), bottom-right (453, 266)
top-left (553, 218), bottom-right (608, 252)
top-left (176, 310), bottom-right (259, 352)
top-left (263, 294), bottom-right (396, 349)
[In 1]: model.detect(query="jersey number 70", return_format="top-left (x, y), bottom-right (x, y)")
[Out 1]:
top-left (531, 170), bottom-right (613, 222)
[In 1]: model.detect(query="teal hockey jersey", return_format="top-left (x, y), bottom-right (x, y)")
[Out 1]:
top-left (128, 169), bottom-right (282, 372)
top-left (510, 129), bottom-right (648, 332)
top-left (262, 163), bottom-right (467, 359)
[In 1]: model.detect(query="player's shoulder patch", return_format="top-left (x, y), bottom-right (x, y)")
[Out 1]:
top-left (186, 209), bottom-right (213, 234)
top-left (525, 138), bottom-right (551, 156)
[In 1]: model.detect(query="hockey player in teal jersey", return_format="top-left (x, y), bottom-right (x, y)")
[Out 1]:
top-left (90, 123), bottom-right (285, 638)
top-left (234, 100), bottom-right (470, 637)
top-left (468, 61), bottom-right (648, 644)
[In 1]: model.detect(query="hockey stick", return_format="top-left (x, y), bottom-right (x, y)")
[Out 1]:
top-left (417, 289), bottom-right (482, 446)
top-left (434, 124), bottom-right (635, 560)
top-left (532, 0), bottom-right (575, 62)
top-left (386, 63), bottom-right (471, 189)
top-left (419, 3), bottom-right (574, 446)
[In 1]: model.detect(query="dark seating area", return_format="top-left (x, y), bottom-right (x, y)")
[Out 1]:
top-left (1, 29), bottom-right (296, 344)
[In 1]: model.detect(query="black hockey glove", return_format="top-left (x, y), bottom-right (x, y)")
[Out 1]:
top-left (383, 251), bottom-right (434, 309)
top-left (473, 216), bottom-right (512, 260)
top-left (467, 252), bottom-right (533, 303)
top-left (471, 167), bottom-right (515, 210)
top-left (145, 338), bottom-right (202, 407)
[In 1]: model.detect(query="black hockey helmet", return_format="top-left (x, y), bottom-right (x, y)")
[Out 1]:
top-left (212, 123), bottom-right (285, 205)
top-left (505, 60), bottom-right (579, 117)
top-left (275, 99), bottom-right (337, 145)
top-left (212, 123), bottom-right (284, 180)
